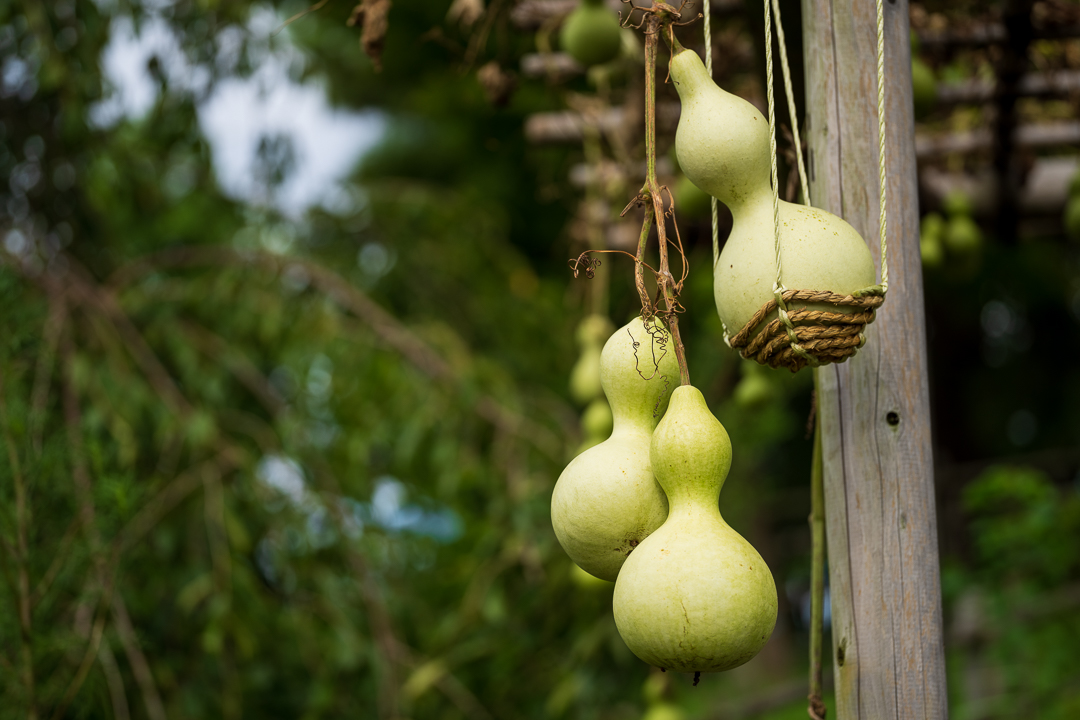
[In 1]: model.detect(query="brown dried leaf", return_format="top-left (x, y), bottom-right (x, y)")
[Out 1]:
top-left (347, 0), bottom-right (392, 71)
top-left (447, 0), bottom-right (485, 27)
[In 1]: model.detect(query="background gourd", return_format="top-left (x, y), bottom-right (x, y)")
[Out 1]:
top-left (668, 47), bottom-right (876, 342)
top-left (560, 0), bottom-right (623, 69)
top-left (1063, 169), bottom-right (1080, 242)
top-left (920, 212), bottom-right (946, 268)
top-left (613, 386), bottom-right (777, 673)
top-left (551, 317), bottom-right (679, 581)
top-left (569, 314), bottom-right (613, 404)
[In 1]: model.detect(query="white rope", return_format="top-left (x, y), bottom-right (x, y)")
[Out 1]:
top-left (704, 0), bottom-right (719, 268)
top-left (770, 0), bottom-right (810, 207)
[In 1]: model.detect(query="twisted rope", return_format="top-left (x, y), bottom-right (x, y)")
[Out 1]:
top-left (770, 0), bottom-right (811, 207)
top-left (704, 0), bottom-right (720, 269)
top-left (763, 0), bottom-right (815, 366)
top-left (876, 0), bottom-right (889, 292)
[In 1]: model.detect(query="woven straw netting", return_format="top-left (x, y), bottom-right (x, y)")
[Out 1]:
top-left (730, 289), bottom-right (885, 373)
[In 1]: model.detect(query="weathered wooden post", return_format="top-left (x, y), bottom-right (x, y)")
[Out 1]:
top-left (801, 0), bottom-right (949, 717)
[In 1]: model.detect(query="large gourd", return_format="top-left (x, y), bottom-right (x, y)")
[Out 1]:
top-left (613, 386), bottom-right (777, 672)
top-left (668, 47), bottom-right (876, 342)
top-left (551, 317), bottom-right (679, 581)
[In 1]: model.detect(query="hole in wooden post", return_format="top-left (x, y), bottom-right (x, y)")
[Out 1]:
top-left (886, 411), bottom-right (900, 426)
top-left (837, 638), bottom-right (847, 666)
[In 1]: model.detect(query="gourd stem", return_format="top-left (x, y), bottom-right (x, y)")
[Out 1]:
top-left (808, 370), bottom-right (827, 720)
top-left (641, 11), bottom-right (690, 387)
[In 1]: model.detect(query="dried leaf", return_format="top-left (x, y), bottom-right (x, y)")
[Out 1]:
top-left (447, 0), bottom-right (485, 27)
top-left (477, 61), bottom-right (516, 106)
top-left (348, 0), bottom-right (392, 71)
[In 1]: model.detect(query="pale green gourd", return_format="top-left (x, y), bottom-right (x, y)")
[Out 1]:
top-left (569, 314), bottom-right (614, 404)
top-left (551, 317), bottom-right (679, 581)
top-left (613, 385), bottom-right (777, 673)
top-left (561, 0), bottom-right (623, 68)
top-left (668, 48), bottom-right (876, 340)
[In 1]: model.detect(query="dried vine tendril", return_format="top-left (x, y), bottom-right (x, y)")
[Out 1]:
top-left (566, 2), bottom-right (698, 388)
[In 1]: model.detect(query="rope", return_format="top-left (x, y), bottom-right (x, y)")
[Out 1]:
top-left (704, 0), bottom-right (719, 269)
top-left (770, 0), bottom-right (811, 207)
top-left (737, 0), bottom-right (890, 372)
top-left (876, 0), bottom-right (889, 292)
top-left (763, 0), bottom-right (815, 366)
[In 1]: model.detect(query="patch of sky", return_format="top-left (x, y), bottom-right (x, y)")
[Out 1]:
top-left (256, 455), bottom-right (462, 546)
top-left (91, 4), bottom-right (385, 218)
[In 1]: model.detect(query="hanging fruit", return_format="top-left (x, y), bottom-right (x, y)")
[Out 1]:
top-left (569, 314), bottom-right (614, 405)
top-left (551, 316), bottom-right (679, 581)
top-left (668, 46), bottom-right (878, 371)
top-left (674, 174), bottom-right (711, 222)
top-left (561, 0), bottom-right (624, 68)
top-left (613, 385), bottom-right (777, 673)
top-left (919, 212), bottom-right (945, 268)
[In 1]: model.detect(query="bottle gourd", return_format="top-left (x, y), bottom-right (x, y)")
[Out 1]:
top-left (613, 386), bottom-right (777, 673)
top-left (560, 0), bottom-right (623, 68)
top-left (668, 47), bottom-right (876, 342)
top-left (551, 317), bottom-right (679, 581)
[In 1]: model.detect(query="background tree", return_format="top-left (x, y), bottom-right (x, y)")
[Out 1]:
top-left (0, 0), bottom-right (1078, 718)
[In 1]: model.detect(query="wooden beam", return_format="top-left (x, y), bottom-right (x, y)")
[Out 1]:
top-left (933, 69), bottom-right (1080, 106)
top-left (802, 1), bottom-right (948, 718)
top-left (915, 120), bottom-right (1080, 158)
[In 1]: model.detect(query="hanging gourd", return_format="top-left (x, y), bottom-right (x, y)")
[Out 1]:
top-left (561, 0), bottom-right (624, 68)
top-left (668, 22), bottom-right (889, 372)
top-left (551, 316), bottom-right (679, 581)
top-left (613, 385), bottom-right (777, 673)
top-left (569, 314), bottom-right (614, 405)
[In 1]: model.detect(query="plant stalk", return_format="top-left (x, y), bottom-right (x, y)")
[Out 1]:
top-left (641, 12), bottom-right (690, 386)
top-left (808, 371), bottom-right (827, 720)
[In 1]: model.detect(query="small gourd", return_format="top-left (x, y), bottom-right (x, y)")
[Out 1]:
top-left (942, 191), bottom-right (982, 257)
top-left (561, 0), bottom-right (623, 68)
top-left (668, 47), bottom-right (876, 343)
top-left (919, 212), bottom-right (945, 268)
top-left (674, 174), bottom-right (711, 222)
top-left (551, 317), bottom-right (679, 581)
top-left (569, 314), bottom-right (614, 405)
top-left (613, 386), bottom-right (777, 673)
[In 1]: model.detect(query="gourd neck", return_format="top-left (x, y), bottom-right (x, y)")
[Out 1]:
top-left (649, 385), bottom-right (733, 515)
top-left (610, 411), bottom-right (660, 436)
top-left (665, 487), bottom-right (724, 516)
top-left (727, 183), bottom-right (781, 221)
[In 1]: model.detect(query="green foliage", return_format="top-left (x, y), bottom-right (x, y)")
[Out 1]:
top-left (950, 466), bottom-right (1080, 719)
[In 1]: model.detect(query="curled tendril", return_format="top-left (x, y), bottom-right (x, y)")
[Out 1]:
top-left (628, 315), bottom-right (675, 417)
top-left (568, 253), bottom-right (602, 279)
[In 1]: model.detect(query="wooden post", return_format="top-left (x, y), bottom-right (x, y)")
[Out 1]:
top-left (801, 1), bottom-right (949, 717)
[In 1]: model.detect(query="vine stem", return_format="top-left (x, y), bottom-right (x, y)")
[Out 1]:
top-left (641, 11), bottom-right (690, 386)
top-left (0, 364), bottom-right (38, 719)
top-left (808, 371), bottom-right (827, 720)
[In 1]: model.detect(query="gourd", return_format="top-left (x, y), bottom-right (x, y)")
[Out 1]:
top-left (551, 317), bottom-right (679, 581)
top-left (613, 386), bottom-right (777, 673)
top-left (1065, 170), bottom-right (1080, 242)
top-left (919, 212), bottom-right (945, 268)
top-left (674, 174), bottom-right (711, 221)
top-left (668, 47), bottom-right (876, 343)
top-left (561, 0), bottom-right (623, 68)
top-left (942, 191), bottom-right (982, 257)
top-left (569, 314), bottom-right (613, 404)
